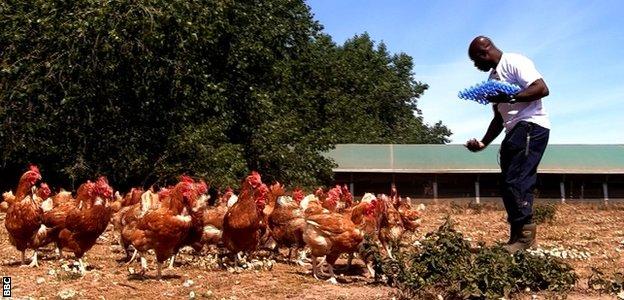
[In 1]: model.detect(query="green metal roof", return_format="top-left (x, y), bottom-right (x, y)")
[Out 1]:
top-left (325, 144), bottom-right (624, 174)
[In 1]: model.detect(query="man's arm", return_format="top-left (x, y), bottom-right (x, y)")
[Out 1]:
top-left (513, 78), bottom-right (549, 102)
top-left (489, 79), bottom-right (549, 104)
top-left (466, 105), bottom-right (504, 152)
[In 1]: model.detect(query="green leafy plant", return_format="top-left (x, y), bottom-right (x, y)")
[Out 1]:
top-left (369, 217), bottom-right (577, 299)
top-left (589, 268), bottom-right (624, 297)
top-left (533, 203), bottom-right (557, 224)
top-left (467, 201), bottom-right (483, 214)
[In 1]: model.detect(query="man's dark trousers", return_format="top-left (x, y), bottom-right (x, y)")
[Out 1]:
top-left (500, 121), bottom-right (550, 226)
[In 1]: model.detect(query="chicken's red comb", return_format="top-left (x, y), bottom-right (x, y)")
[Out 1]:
top-left (324, 193), bottom-right (338, 207)
top-left (95, 176), bottom-right (113, 198)
top-left (28, 164), bottom-right (40, 174)
top-left (315, 187), bottom-right (323, 194)
top-left (38, 183), bottom-right (52, 198)
top-left (255, 183), bottom-right (269, 209)
top-left (180, 175), bottom-right (195, 183)
top-left (247, 171), bottom-right (262, 187)
top-left (196, 180), bottom-right (208, 194)
top-left (327, 186), bottom-right (342, 199)
top-left (82, 180), bottom-right (96, 197)
top-left (292, 188), bottom-right (305, 203)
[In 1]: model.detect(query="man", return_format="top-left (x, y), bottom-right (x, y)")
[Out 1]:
top-left (465, 36), bottom-right (550, 253)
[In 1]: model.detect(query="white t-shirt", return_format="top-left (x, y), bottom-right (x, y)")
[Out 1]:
top-left (489, 53), bottom-right (550, 132)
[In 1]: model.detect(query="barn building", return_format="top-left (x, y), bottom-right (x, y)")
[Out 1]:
top-left (326, 144), bottom-right (624, 202)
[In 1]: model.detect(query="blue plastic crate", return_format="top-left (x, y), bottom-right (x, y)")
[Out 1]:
top-left (458, 80), bottom-right (521, 105)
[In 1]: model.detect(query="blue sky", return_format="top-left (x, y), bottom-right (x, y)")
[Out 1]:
top-left (306, 0), bottom-right (624, 144)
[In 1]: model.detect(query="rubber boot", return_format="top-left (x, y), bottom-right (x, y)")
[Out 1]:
top-left (506, 223), bottom-right (523, 245)
top-left (503, 223), bottom-right (536, 254)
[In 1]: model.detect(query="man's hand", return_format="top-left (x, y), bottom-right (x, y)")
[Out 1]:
top-left (465, 138), bottom-right (486, 152)
top-left (487, 90), bottom-right (513, 103)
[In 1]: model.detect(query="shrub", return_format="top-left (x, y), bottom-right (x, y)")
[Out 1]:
top-left (533, 203), bottom-right (557, 224)
top-left (588, 268), bottom-right (624, 297)
top-left (367, 217), bottom-right (578, 299)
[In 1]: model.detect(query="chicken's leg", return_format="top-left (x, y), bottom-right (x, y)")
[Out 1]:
top-left (234, 251), bottom-right (245, 267)
top-left (311, 256), bottom-right (321, 280)
top-left (326, 263), bottom-right (338, 285)
top-left (126, 249), bottom-right (139, 265)
top-left (167, 254), bottom-right (176, 269)
top-left (27, 250), bottom-right (39, 267)
top-left (301, 248), bottom-right (311, 262)
top-left (156, 262), bottom-right (163, 281)
top-left (383, 241), bottom-right (394, 260)
top-left (365, 260), bottom-right (376, 279)
top-left (295, 248), bottom-right (308, 266)
top-left (21, 251), bottom-right (27, 265)
top-left (346, 253), bottom-right (354, 269)
top-left (139, 256), bottom-right (148, 276)
top-left (55, 246), bottom-right (63, 260)
top-left (336, 253), bottom-right (353, 271)
top-left (78, 258), bottom-right (87, 275)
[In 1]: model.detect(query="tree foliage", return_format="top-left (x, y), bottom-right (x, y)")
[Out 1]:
top-left (0, 0), bottom-right (450, 191)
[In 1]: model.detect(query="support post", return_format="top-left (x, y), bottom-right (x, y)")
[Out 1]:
top-left (603, 182), bottom-right (609, 204)
top-left (475, 180), bottom-right (481, 204)
top-left (349, 173), bottom-right (354, 197)
top-left (433, 176), bottom-right (438, 200)
top-left (580, 183), bottom-right (585, 200)
top-left (560, 181), bottom-right (566, 203)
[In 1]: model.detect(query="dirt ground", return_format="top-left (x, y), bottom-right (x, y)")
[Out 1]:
top-left (1, 200), bottom-right (623, 300)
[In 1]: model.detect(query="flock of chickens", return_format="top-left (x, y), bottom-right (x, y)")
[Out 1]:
top-left (1, 165), bottom-right (424, 284)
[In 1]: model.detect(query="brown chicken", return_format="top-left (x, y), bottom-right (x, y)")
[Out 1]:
top-left (220, 187), bottom-right (234, 206)
top-left (303, 206), bottom-right (377, 284)
top-left (263, 183), bottom-right (284, 220)
top-left (4, 165), bottom-right (47, 266)
top-left (378, 194), bottom-right (404, 259)
top-left (300, 194), bottom-right (327, 217)
top-left (340, 184), bottom-right (353, 210)
top-left (341, 194), bottom-right (383, 270)
top-left (35, 183), bottom-right (52, 203)
top-left (259, 182), bottom-right (285, 249)
top-left (222, 171), bottom-right (269, 263)
top-left (52, 177), bottom-right (114, 274)
top-left (268, 194), bottom-right (307, 264)
top-left (397, 197), bottom-right (423, 232)
top-left (111, 187), bottom-right (144, 213)
top-left (190, 186), bottom-right (232, 250)
top-left (121, 179), bottom-right (199, 279)
top-left (115, 188), bottom-right (163, 261)
top-left (1, 190), bottom-right (15, 210)
top-left (40, 189), bottom-right (77, 257)
top-left (321, 186), bottom-right (341, 212)
top-left (198, 199), bottom-right (228, 248)
top-left (168, 178), bottom-right (209, 267)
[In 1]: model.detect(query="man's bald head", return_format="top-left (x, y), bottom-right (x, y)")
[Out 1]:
top-left (469, 36), bottom-right (493, 57)
top-left (468, 36), bottom-right (502, 72)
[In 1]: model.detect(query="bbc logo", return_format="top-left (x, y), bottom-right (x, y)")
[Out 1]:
top-left (2, 277), bottom-right (10, 298)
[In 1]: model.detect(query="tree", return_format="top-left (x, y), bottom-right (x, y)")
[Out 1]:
top-left (0, 0), bottom-right (450, 191)
top-left (295, 33), bottom-right (451, 144)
